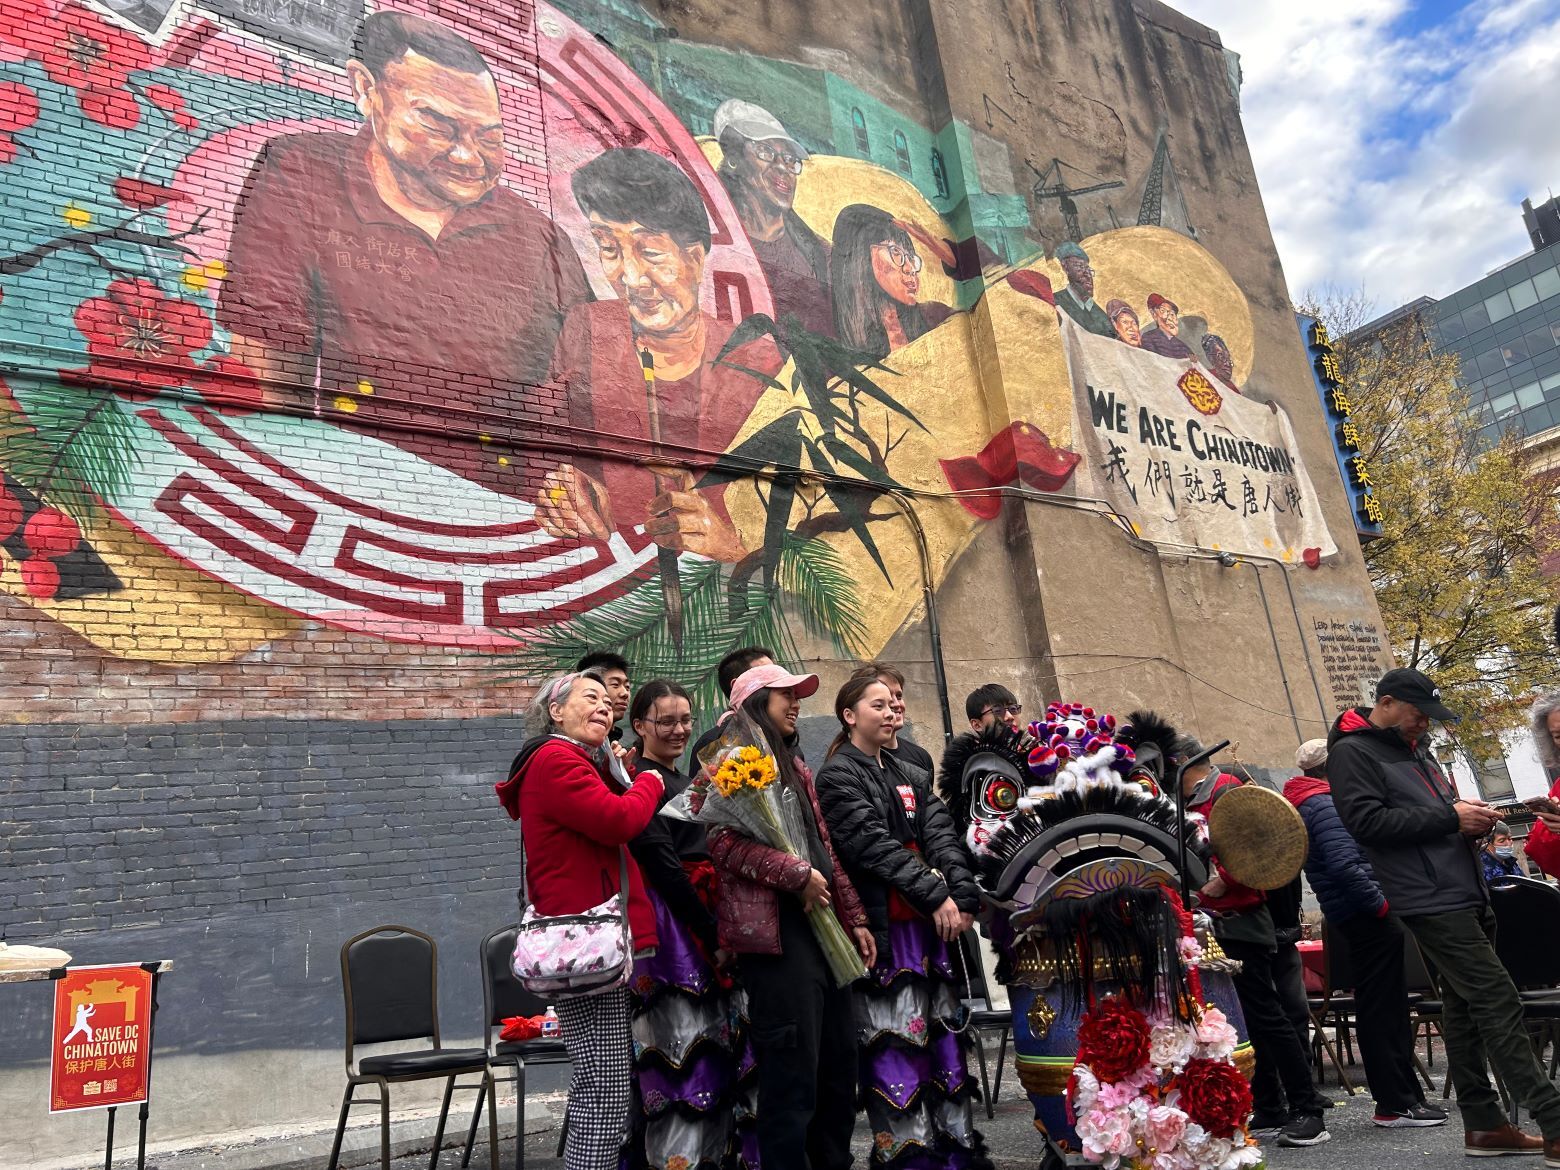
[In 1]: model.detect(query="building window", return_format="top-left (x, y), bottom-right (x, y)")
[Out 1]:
top-left (1471, 753), bottom-right (1517, 801)
top-left (893, 130), bottom-right (911, 174)
top-left (1485, 289), bottom-right (1514, 323)
top-left (1534, 267), bottom-right (1560, 301)
top-left (851, 107), bottom-right (869, 155)
top-left (931, 149), bottom-right (949, 198)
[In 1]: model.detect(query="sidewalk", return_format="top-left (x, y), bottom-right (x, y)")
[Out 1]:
top-left (125, 1062), bottom-right (1488, 1170)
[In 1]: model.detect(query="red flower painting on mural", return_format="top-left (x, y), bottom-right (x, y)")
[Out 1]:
top-left (0, 81), bottom-right (40, 164)
top-left (28, 4), bottom-right (151, 129)
top-left (71, 278), bottom-right (212, 400)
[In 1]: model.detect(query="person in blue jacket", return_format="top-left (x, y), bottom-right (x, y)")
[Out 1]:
top-left (1284, 739), bottom-right (1447, 1130)
top-left (1480, 822), bottom-right (1526, 884)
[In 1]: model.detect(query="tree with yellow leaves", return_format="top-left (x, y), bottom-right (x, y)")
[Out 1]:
top-left (1311, 290), bottom-right (1560, 754)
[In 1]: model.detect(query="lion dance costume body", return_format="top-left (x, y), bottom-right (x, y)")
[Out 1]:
top-left (939, 705), bottom-right (1264, 1170)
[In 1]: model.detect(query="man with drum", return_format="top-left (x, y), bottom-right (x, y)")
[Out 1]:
top-left (1176, 738), bottom-right (1332, 1149)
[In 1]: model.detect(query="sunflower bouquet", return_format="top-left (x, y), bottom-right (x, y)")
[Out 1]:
top-left (678, 716), bottom-right (866, 987)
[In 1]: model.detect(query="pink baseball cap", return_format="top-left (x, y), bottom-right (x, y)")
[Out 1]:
top-left (728, 664), bottom-right (820, 712)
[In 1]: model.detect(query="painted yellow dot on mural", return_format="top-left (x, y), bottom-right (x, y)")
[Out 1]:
top-left (61, 203), bottom-right (91, 229)
top-left (497, 456), bottom-right (510, 466)
top-left (180, 267), bottom-right (208, 292)
top-left (333, 396), bottom-right (357, 413)
top-left (478, 433), bottom-right (492, 444)
top-left (203, 259), bottom-right (228, 280)
top-left (548, 485), bottom-right (566, 504)
top-left (1281, 548), bottom-right (1295, 562)
top-left (356, 379), bottom-right (374, 396)
top-left (1262, 537), bottom-right (1275, 549)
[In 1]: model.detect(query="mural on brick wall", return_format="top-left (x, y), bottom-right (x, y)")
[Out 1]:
top-left (0, 0), bottom-right (1334, 710)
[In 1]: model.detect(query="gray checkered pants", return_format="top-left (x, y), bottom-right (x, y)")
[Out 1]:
top-left (556, 985), bottom-right (634, 1170)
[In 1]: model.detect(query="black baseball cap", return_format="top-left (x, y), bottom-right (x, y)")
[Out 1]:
top-left (1376, 667), bottom-right (1458, 723)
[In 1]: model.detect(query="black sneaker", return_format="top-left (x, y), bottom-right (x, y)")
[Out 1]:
top-left (1250, 1110), bottom-right (1287, 1138)
top-left (1374, 1102), bottom-right (1449, 1127)
top-left (1277, 1114), bottom-right (1331, 1147)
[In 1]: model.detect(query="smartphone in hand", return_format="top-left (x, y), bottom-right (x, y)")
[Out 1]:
top-left (1524, 796), bottom-right (1560, 816)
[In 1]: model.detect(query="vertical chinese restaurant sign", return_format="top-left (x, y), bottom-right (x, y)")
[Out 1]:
top-left (50, 965), bottom-right (153, 1112)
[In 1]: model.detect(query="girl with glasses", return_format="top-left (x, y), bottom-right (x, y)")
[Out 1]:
top-left (624, 679), bottom-right (756, 1168)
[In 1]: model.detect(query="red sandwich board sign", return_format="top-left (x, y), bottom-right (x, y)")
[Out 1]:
top-left (50, 965), bottom-right (154, 1112)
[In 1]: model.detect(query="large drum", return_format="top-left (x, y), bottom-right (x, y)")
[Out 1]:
top-left (1006, 947), bottom-right (1253, 1153)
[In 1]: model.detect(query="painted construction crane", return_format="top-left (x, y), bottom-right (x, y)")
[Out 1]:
top-left (1029, 157), bottom-right (1123, 242)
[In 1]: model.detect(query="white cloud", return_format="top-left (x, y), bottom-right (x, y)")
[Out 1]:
top-left (1172, 0), bottom-right (1560, 312)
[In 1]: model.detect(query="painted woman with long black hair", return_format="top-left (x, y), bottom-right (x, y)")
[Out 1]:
top-left (623, 679), bottom-right (755, 1169)
top-left (829, 203), bottom-right (957, 359)
top-left (815, 674), bottom-right (991, 1170)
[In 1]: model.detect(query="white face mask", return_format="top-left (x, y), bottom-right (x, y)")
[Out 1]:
top-left (1494, 845), bottom-right (1516, 859)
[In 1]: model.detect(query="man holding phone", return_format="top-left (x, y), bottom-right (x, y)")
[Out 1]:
top-left (1331, 668), bottom-right (1560, 1164)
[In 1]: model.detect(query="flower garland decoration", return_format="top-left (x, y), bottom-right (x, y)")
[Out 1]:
top-left (1068, 995), bottom-right (1258, 1170)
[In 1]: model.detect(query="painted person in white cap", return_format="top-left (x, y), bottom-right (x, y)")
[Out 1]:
top-left (1285, 738), bottom-right (1446, 1130)
top-left (713, 99), bottom-right (837, 337)
top-left (1331, 667), bottom-right (1560, 1159)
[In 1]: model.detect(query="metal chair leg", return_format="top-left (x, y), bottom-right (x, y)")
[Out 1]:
top-left (991, 1028), bottom-right (1010, 1108)
top-left (972, 1028), bottom-right (994, 1120)
top-left (460, 1074), bottom-right (484, 1169)
top-left (326, 1083), bottom-right (354, 1170)
top-left (555, 1105), bottom-right (569, 1157)
top-left (379, 1083), bottom-right (392, 1170)
top-left (1310, 1010), bottom-right (1353, 1093)
top-left (484, 1071), bottom-right (499, 1170)
top-left (515, 1060), bottom-right (527, 1170)
top-left (1412, 1052), bottom-right (1434, 1092)
top-left (429, 1077), bottom-right (456, 1170)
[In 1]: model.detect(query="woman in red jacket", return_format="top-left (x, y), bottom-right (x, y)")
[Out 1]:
top-left (496, 670), bottom-right (665, 1170)
top-left (706, 663), bottom-right (875, 1170)
top-left (1525, 695), bottom-right (1560, 879)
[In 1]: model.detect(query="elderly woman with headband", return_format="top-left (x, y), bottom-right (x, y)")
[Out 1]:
top-left (706, 663), bottom-right (873, 1170)
top-left (495, 670), bottom-right (665, 1170)
top-left (1525, 695), bottom-right (1560, 880)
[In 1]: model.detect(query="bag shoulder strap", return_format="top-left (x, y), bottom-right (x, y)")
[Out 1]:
top-left (516, 820), bottom-right (632, 914)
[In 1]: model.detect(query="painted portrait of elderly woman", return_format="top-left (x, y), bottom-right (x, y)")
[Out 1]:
top-left (828, 203), bottom-right (957, 360)
top-left (540, 148), bottom-right (781, 563)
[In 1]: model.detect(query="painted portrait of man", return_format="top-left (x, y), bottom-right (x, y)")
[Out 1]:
top-left (713, 99), bottom-right (836, 338)
top-left (1054, 241), bottom-right (1115, 338)
top-left (1140, 292), bottom-right (1195, 360)
top-left (539, 147), bottom-right (781, 562)
top-left (1105, 298), bottom-right (1141, 347)
top-left (217, 10), bottom-right (592, 477)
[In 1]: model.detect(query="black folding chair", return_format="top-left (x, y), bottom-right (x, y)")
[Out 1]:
top-left (1401, 928), bottom-right (1441, 1091)
top-left (1307, 921), bottom-right (1357, 1094)
top-left (327, 925), bottom-right (497, 1170)
top-left (460, 925), bottom-right (572, 1170)
top-left (960, 929), bottom-right (1012, 1119)
top-left (1489, 877), bottom-right (1560, 1082)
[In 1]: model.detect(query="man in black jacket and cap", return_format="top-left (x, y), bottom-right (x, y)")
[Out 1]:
top-left (1331, 667), bottom-right (1560, 1163)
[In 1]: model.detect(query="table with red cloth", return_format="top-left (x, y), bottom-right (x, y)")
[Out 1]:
top-left (1297, 939), bottom-right (1324, 993)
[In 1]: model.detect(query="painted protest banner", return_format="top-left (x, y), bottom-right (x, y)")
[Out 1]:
top-left (50, 965), bottom-right (154, 1113)
top-left (1061, 318), bottom-right (1337, 564)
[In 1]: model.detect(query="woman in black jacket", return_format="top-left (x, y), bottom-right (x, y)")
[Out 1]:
top-left (815, 674), bottom-right (991, 1170)
top-left (624, 679), bottom-right (754, 1169)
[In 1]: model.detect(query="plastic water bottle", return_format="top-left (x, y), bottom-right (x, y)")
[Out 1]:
top-left (541, 1006), bottom-right (561, 1038)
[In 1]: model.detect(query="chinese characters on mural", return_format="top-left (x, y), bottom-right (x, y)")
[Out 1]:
top-left (0, 0), bottom-right (1336, 701)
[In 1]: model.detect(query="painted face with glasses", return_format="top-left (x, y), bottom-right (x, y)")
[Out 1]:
top-left (738, 136), bottom-right (805, 213)
top-left (870, 238), bottom-right (923, 306)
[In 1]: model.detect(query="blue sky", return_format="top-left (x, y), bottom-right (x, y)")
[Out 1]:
top-left (1172, 0), bottom-right (1560, 312)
